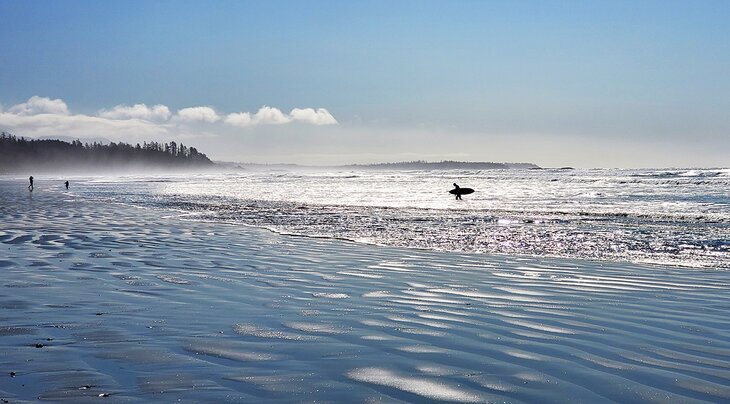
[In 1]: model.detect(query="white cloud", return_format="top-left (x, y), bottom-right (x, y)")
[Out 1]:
top-left (253, 106), bottom-right (291, 125)
top-left (290, 107), bottom-right (338, 125)
top-left (8, 96), bottom-right (69, 116)
top-left (224, 112), bottom-right (253, 126)
top-left (0, 111), bottom-right (167, 139)
top-left (0, 96), bottom-right (340, 149)
top-left (174, 106), bottom-right (220, 123)
top-left (0, 96), bottom-right (167, 140)
top-left (225, 106), bottom-right (290, 127)
top-left (224, 106), bottom-right (338, 127)
top-left (98, 103), bottom-right (171, 121)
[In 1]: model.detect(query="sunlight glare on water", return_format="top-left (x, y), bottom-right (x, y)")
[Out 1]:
top-left (76, 167), bottom-right (730, 269)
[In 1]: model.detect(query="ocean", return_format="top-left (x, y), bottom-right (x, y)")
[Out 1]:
top-left (2, 172), bottom-right (730, 402)
top-left (68, 167), bottom-right (730, 270)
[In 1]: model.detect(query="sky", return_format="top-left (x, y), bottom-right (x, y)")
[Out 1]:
top-left (1, 0), bottom-right (728, 168)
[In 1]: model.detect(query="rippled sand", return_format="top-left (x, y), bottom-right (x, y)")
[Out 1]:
top-left (1, 180), bottom-right (729, 402)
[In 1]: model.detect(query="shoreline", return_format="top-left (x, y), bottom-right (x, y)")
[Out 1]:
top-left (16, 174), bottom-right (726, 272)
top-left (1, 180), bottom-right (729, 402)
top-left (180, 215), bottom-right (725, 273)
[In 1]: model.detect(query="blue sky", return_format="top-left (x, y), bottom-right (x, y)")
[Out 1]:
top-left (1, 0), bottom-right (728, 167)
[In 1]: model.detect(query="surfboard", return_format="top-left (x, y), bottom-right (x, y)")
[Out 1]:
top-left (449, 188), bottom-right (474, 195)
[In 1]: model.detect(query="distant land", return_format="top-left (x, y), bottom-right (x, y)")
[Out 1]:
top-left (0, 132), bottom-right (213, 174)
top-left (340, 160), bottom-right (540, 170)
top-left (2, 133), bottom-right (540, 174)
top-left (215, 160), bottom-right (540, 171)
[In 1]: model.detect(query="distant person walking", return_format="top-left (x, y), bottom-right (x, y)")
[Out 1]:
top-left (64, 180), bottom-right (69, 190)
top-left (28, 176), bottom-right (34, 191)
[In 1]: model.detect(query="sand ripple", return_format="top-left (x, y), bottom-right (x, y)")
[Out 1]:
top-left (347, 367), bottom-right (483, 402)
top-left (1, 180), bottom-right (729, 402)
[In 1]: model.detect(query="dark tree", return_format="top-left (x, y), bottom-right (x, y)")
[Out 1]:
top-left (0, 132), bottom-right (215, 173)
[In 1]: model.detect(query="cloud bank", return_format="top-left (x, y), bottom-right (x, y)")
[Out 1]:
top-left (290, 108), bottom-right (338, 125)
top-left (7, 96), bottom-right (70, 116)
top-left (225, 106), bottom-right (338, 127)
top-left (0, 96), bottom-right (338, 142)
top-left (98, 103), bottom-right (171, 121)
top-left (175, 106), bottom-right (221, 123)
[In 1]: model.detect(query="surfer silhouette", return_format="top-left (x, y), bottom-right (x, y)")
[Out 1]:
top-left (64, 180), bottom-right (69, 190)
top-left (452, 183), bottom-right (462, 200)
top-left (449, 183), bottom-right (474, 200)
top-left (28, 176), bottom-right (34, 191)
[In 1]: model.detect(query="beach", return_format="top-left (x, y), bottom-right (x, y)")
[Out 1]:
top-left (1, 178), bottom-right (730, 403)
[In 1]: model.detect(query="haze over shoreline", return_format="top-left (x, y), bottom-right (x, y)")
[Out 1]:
top-left (3, 133), bottom-right (727, 174)
top-left (0, 133), bottom-right (214, 174)
top-left (2, 133), bottom-right (547, 173)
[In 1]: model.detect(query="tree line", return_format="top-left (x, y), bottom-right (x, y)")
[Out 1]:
top-left (0, 132), bottom-right (214, 173)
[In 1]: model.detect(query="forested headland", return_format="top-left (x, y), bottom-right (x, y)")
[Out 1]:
top-left (0, 132), bottom-right (214, 173)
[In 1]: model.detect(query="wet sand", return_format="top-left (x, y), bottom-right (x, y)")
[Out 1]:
top-left (1, 179), bottom-right (729, 403)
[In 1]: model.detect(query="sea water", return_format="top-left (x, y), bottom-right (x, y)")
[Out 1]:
top-left (74, 167), bottom-right (729, 269)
